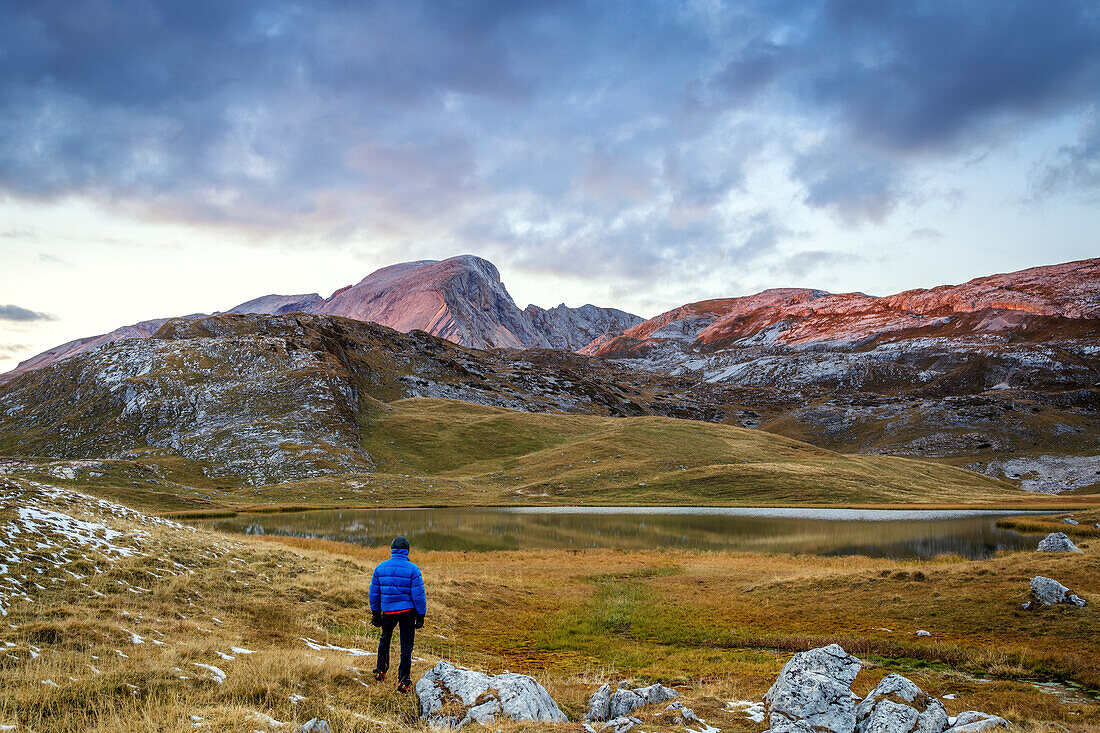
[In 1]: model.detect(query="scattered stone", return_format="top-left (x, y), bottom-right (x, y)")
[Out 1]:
top-left (297, 720), bottom-right (329, 733)
top-left (765, 644), bottom-right (862, 733)
top-left (589, 716), bottom-right (643, 733)
top-left (416, 660), bottom-right (567, 728)
top-left (665, 701), bottom-right (701, 726)
top-left (916, 630), bottom-right (931, 637)
top-left (1063, 517), bottom-right (1079, 525)
top-left (855, 674), bottom-right (948, 733)
top-left (1036, 532), bottom-right (1083, 553)
top-left (946, 711), bottom-right (1010, 732)
top-left (1024, 576), bottom-right (1087, 608)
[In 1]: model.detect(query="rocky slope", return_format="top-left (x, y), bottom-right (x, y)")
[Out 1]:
top-left (3, 255), bottom-right (640, 379)
top-left (0, 313), bottom-right (692, 484)
top-left (587, 258), bottom-right (1100, 357)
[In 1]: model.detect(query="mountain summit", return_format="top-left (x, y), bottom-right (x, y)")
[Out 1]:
top-left (3, 255), bottom-right (642, 378)
top-left (299, 255), bottom-right (640, 350)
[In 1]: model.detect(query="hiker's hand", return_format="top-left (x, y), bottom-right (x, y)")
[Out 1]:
top-left (414, 614), bottom-right (425, 629)
top-left (371, 610), bottom-right (383, 627)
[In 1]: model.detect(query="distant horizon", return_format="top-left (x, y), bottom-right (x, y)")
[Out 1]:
top-left (3, 1), bottom-right (1099, 371)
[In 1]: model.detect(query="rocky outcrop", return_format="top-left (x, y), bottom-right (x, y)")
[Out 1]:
top-left (1036, 532), bottom-right (1084, 553)
top-left (854, 674), bottom-right (948, 733)
top-left (765, 643), bottom-right (862, 733)
top-left (415, 660), bottom-right (567, 728)
top-left (1025, 576), bottom-right (1087, 608)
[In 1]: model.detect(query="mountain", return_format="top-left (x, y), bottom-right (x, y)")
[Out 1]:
top-left (2, 255), bottom-right (641, 379)
top-left (2, 255), bottom-right (1097, 494)
top-left (0, 311), bottom-right (1018, 505)
top-left (585, 258), bottom-right (1100, 359)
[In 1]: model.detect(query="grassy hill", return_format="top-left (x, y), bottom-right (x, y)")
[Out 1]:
top-left (350, 398), bottom-right (1025, 506)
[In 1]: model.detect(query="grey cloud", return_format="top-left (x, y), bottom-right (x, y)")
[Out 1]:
top-left (0, 305), bottom-right (56, 322)
top-left (0, 0), bottom-right (1098, 284)
top-left (907, 227), bottom-right (944, 240)
top-left (1031, 112), bottom-right (1100, 199)
top-left (792, 142), bottom-right (905, 224)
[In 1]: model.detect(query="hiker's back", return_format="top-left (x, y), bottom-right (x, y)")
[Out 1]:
top-left (370, 547), bottom-right (426, 614)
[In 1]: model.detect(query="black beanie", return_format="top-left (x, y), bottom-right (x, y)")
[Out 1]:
top-left (391, 536), bottom-right (410, 551)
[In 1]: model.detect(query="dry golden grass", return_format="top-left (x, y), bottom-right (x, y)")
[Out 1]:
top-left (2, 480), bottom-right (1098, 732)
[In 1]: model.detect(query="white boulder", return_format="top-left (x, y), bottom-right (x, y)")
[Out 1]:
top-left (765, 644), bottom-right (862, 733)
top-left (1036, 532), bottom-right (1083, 553)
top-left (416, 660), bottom-right (567, 728)
top-left (1063, 517), bottom-right (1079, 525)
top-left (946, 711), bottom-right (1009, 732)
top-left (855, 674), bottom-right (948, 733)
top-left (1025, 576), bottom-right (1087, 607)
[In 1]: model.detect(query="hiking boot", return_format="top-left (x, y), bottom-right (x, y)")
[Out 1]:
top-left (373, 671), bottom-right (386, 682)
top-left (397, 682), bottom-right (410, 693)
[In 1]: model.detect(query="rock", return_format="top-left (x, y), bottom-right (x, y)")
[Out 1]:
top-left (665, 701), bottom-right (701, 726)
top-left (297, 720), bottom-right (330, 733)
top-left (1025, 576), bottom-right (1087, 607)
top-left (586, 683), bottom-right (612, 721)
top-left (946, 711), bottom-right (1010, 732)
top-left (606, 683), bottom-right (679, 719)
top-left (1063, 517), bottom-right (1080, 525)
top-left (591, 716), bottom-right (643, 733)
top-left (416, 660), bottom-right (567, 728)
top-left (763, 722), bottom-right (818, 733)
top-left (1036, 532), bottom-right (1083, 553)
top-left (855, 674), bottom-right (948, 733)
top-left (765, 644), bottom-right (862, 733)
top-left (916, 630), bottom-right (932, 637)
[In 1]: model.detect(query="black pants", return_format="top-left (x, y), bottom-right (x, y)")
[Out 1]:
top-left (375, 610), bottom-right (416, 684)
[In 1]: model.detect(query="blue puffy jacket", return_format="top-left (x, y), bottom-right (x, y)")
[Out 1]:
top-left (369, 548), bottom-right (427, 615)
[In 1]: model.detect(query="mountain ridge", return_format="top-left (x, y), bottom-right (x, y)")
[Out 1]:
top-left (3, 255), bottom-right (642, 379)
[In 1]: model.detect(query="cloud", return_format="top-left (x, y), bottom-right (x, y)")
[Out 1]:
top-left (792, 141), bottom-right (905, 224)
top-left (0, 0), bottom-right (1097, 283)
top-left (907, 227), bottom-right (944, 241)
top-left (0, 343), bottom-right (32, 358)
top-left (38, 252), bottom-right (73, 267)
top-left (1031, 110), bottom-right (1100, 199)
top-left (0, 304), bottom-right (56, 322)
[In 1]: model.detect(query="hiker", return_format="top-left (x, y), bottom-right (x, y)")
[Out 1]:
top-left (369, 536), bottom-right (427, 692)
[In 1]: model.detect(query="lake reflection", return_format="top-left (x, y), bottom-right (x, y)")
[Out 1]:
top-left (199, 507), bottom-right (1047, 559)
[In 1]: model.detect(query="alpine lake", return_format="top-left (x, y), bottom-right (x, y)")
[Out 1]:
top-left (196, 506), bottom-right (1056, 559)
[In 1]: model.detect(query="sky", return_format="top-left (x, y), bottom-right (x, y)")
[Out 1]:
top-left (2, 0), bottom-right (1100, 372)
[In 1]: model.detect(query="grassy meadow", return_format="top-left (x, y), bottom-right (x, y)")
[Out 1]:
top-left (1, 476), bottom-right (1097, 732)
